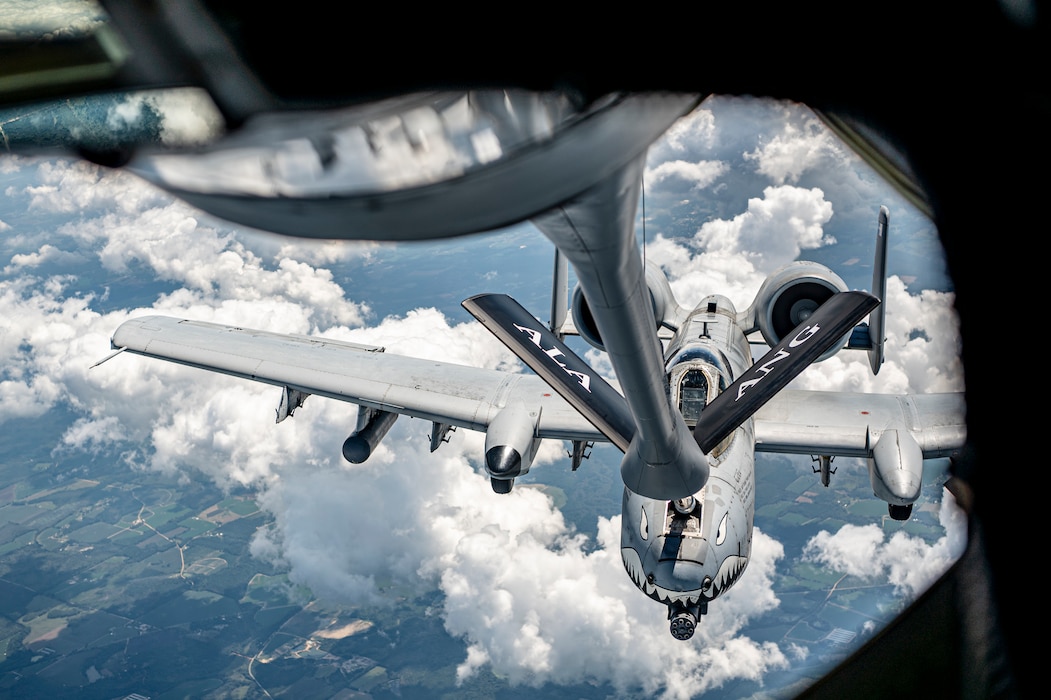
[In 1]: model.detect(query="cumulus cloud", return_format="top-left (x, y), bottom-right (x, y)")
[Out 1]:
top-left (693, 185), bottom-right (834, 269)
top-left (791, 277), bottom-right (963, 395)
top-left (645, 184), bottom-right (835, 309)
top-left (245, 437), bottom-right (790, 697)
top-left (8, 159), bottom-right (371, 330)
top-left (60, 415), bottom-right (127, 452)
top-left (645, 159), bottom-right (729, 194)
top-left (744, 113), bottom-right (847, 185)
top-left (443, 512), bottom-right (779, 694)
top-left (802, 488), bottom-right (968, 600)
top-left (3, 243), bottom-right (84, 273)
top-left (0, 275), bottom-right (102, 421)
top-left (659, 106), bottom-right (718, 153)
top-left (643, 107), bottom-right (726, 197)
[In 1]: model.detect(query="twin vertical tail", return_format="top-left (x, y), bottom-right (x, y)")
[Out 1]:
top-left (868, 206), bottom-right (889, 374)
top-left (845, 205), bottom-right (889, 374)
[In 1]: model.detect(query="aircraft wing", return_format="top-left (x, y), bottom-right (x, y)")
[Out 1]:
top-left (753, 389), bottom-right (966, 459)
top-left (109, 315), bottom-right (609, 443)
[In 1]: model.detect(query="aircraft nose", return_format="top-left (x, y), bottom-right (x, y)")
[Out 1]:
top-left (652, 559), bottom-right (709, 594)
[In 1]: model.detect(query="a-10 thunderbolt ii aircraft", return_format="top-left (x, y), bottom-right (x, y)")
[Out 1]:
top-left (1, 0), bottom-right (1019, 685)
top-left (106, 198), bottom-right (965, 640)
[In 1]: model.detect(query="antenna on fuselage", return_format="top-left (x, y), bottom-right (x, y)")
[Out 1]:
top-left (640, 171), bottom-right (647, 268)
top-left (550, 247), bottom-right (568, 341)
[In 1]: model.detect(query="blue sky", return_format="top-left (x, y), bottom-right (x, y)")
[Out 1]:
top-left (0, 90), bottom-right (968, 697)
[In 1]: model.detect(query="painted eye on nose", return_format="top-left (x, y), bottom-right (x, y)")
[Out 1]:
top-left (716, 512), bottom-right (728, 545)
top-left (640, 507), bottom-right (649, 541)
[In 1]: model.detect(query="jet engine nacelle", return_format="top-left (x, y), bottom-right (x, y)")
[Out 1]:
top-left (484, 403), bottom-right (541, 493)
top-left (571, 261), bottom-right (684, 352)
top-left (868, 428), bottom-right (924, 521)
top-left (744, 261), bottom-right (851, 363)
top-left (343, 407), bottom-right (399, 463)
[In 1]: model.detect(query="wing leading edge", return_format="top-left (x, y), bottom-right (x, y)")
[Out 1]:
top-left (109, 315), bottom-right (607, 443)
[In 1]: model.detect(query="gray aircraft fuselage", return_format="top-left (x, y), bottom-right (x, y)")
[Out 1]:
top-left (620, 294), bottom-right (756, 638)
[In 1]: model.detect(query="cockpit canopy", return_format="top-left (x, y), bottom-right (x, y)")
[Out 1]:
top-left (667, 348), bottom-right (730, 422)
top-left (668, 347), bottom-right (734, 456)
top-left (678, 369), bottom-right (709, 425)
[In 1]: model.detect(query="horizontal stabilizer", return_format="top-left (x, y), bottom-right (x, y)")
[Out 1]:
top-left (694, 290), bottom-right (880, 454)
top-left (846, 322), bottom-right (874, 349)
top-left (463, 293), bottom-right (635, 452)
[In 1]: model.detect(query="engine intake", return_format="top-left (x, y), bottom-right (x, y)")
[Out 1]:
top-left (571, 261), bottom-right (684, 351)
top-left (744, 261), bottom-right (851, 363)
